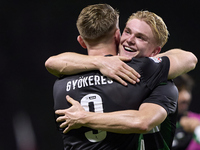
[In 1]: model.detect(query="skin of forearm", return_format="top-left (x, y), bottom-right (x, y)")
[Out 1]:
top-left (45, 52), bottom-right (101, 77)
top-left (45, 58), bottom-right (64, 77)
top-left (157, 49), bottom-right (197, 79)
top-left (74, 103), bottom-right (167, 134)
top-left (80, 110), bottom-right (152, 134)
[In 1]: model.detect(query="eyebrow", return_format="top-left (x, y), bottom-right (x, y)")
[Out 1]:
top-left (125, 27), bottom-right (148, 38)
top-left (124, 26), bottom-right (131, 32)
top-left (137, 33), bottom-right (148, 39)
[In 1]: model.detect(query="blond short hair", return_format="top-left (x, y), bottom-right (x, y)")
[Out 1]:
top-left (76, 4), bottom-right (119, 42)
top-left (127, 10), bottom-right (169, 48)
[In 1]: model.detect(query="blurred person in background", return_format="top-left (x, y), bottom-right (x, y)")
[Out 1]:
top-left (172, 73), bottom-right (200, 150)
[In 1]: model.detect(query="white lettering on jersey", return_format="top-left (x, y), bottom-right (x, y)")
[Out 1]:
top-left (149, 57), bottom-right (162, 63)
top-left (66, 75), bottom-right (113, 91)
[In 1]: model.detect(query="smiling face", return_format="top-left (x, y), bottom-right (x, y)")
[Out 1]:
top-left (118, 19), bottom-right (161, 59)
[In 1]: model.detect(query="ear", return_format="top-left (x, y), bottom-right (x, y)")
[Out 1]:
top-left (114, 29), bottom-right (121, 46)
top-left (77, 35), bottom-right (87, 49)
top-left (150, 46), bottom-right (161, 57)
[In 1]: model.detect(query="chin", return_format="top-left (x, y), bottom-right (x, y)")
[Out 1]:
top-left (123, 53), bottom-right (134, 59)
top-left (129, 53), bottom-right (139, 58)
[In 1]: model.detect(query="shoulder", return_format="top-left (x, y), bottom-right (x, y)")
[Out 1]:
top-left (144, 80), bottom-right (178, 114)
top-left (129, 56), bottom-right (170, 72)
top-left (130, 56), bottom-right (169, 64)
top-left (153, 80), bottom-right (178, 96)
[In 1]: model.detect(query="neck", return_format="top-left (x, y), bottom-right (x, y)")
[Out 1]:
top-left (87, 42), bottom-right (118, 56)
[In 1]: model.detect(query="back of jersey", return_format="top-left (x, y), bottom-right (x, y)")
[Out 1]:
top-left (53, 57), bottom-right (170, 149)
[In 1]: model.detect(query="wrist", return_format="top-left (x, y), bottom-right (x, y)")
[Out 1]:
top-left (79, 111), bottom-right (90, 126)
top-left (92, 56), bottom-right (102, 70)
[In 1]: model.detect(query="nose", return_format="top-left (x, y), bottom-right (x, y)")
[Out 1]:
top-left (127, 35), bottom-right (135, 45)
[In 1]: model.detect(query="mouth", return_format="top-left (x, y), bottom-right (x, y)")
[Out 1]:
top-left (124, 46), bottom-right (137, 52)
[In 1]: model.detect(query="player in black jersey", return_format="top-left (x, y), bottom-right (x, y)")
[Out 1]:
top-left (45, 4), bottom-right (197, 150)
top-left (54, 56), bottom-right (172, 150)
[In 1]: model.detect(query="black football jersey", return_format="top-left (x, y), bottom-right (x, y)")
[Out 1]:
top-left (53, 56), bottom-right (176, 150)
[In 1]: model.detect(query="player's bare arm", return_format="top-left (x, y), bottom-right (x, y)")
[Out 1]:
top-left (45, 52), bottom-right (140, 86)
top-left (157, 49), bottom-right (197, 79)
top-left (55, 95), bottom-right (167, 134)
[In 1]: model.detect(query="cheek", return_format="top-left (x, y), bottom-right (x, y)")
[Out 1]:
top-left (136, 39), bottom-right (146, 47)
top-left (139, 43), bottom-right (154, 54)
top-left (135, 41), bottom-right (146, 51)
top-left (120, 36), bottom-right (126, 43)
top-left (120, 32), bottom-right (130, 42)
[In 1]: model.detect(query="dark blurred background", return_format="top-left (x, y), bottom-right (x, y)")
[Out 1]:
top-left (1, 0), bottom-right (199, 149)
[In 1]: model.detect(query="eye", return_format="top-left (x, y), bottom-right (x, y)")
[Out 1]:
top-left (137, 36), bottom-right (144, 40)
top-left (125, 30), bottom-right (130, 34)
top-left (137, 35), bottom-right (147, 41)
top-left (124, 28), bottom-right (131, 34)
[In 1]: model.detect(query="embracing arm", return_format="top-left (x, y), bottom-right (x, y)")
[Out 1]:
top-left (45, 49), bottom-right (197, 80)
top-left (45, 52), bottom-right (140, 86)
top-left (77, 103), bottom-right (166, 134)
top-left (56, 96), bottom-right (167, 134)
top-left (45, 52), bottom-right (100, 77)
top-left (157, 49), bottom-right (198, 79)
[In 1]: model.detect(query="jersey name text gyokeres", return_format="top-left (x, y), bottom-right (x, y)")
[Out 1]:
top-left (66, 75), bottom-right (113, 91)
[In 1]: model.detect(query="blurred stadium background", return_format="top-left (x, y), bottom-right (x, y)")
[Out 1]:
top-left (1, 0), bottom-right (199, 149)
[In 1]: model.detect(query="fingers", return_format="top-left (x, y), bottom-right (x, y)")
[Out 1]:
top-left (55, 109), bottom-right (65, 115)
top-left (114, 66), bottom-right (140, 86)
top-left (62, 123), bottom-right (80, 134)
top-left (111, 71), bottom-right (139, 86)
top-left (66, 95), bottom-right (75, 104)
top-left (66, 95), bottom-right (80, 105)
top-left (60, 121), bottom-right (71, 134)
top-left (56, 115), bottom-right (66, 123)
top-left (55, 96), bottom-right (74, 116)
top-left (114, 56), bottom-right (141, 84)
top-left (56, 115), bottom-right (72, 133)
top-left (112, 75), bottom-right (128, 86)
top-left (60, 120), bottom-right (68, 128)
top-left (122, 63), bottom-right (141, 79)
top-left (99, 56), bottom-right (141, 85)
top-left (63, 126), bottom-right (70, 134)
top-left (118, 56), bottom-right (132, 62)
top-left (112, 73), bottom-right (138, 86)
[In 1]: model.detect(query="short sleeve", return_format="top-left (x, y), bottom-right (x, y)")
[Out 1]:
top-left (130, 56), bottom-right (170, 90)
top-left (142, 80), bottom-right (178, 114)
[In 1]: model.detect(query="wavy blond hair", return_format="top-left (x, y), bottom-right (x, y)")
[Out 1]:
top-left (127, 10), bottom-right (169, 48)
